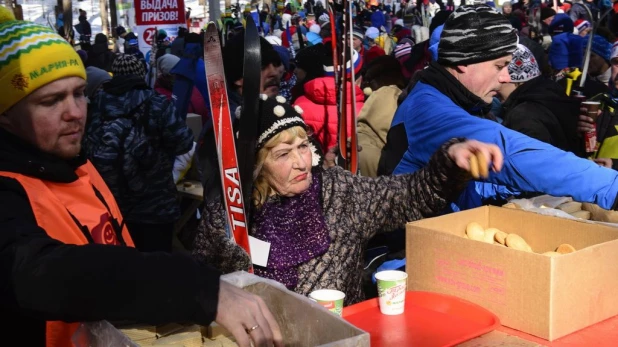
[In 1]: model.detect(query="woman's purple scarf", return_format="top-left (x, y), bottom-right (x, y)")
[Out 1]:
top-left (251, 170), bottom-right (330, 289)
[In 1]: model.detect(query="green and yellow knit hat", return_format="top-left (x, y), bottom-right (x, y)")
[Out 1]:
top-left (0, 7), bottom-right (86, 114)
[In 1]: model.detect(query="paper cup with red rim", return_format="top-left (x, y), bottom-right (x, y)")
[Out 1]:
top-left (309, 289), bottom-right (346, 316)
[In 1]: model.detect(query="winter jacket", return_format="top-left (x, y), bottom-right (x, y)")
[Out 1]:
top-left (380, 62), bottom-right (618, 211)
top-left (569, 2), bottom-right (599, 23)
top-left (294, 77), bottom-right (365, 152)
top-left (171, 36), bottom-right (185, 57)
top-left (593, 97), bottom-right (618, 170)
top-left (155, 80), bottom-right (210, 124)
top-left (85, 75), bottom-right (194, 224)
top-left (365, 45), bottom-right (386, 65)
top-left (86, 43), bottom-right (116, 72)
top-left (192, 139), bottom-right (469, 305)
top-left (280, 25), bottom-right (297, 48)
top-left (0, 129), bottom-right (221, 346)
top-left (598, 134), bottom-right (618, 170)
top-left (76, 15), bottom-right (92, 43)
top-left (502, 76), bottom-right (584, 157)
top-left (358, 85), bottom-right (402, 177)
top-left (371, 10), bottom-right (386, 29)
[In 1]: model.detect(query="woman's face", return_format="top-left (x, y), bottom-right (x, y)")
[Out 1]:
top-left (503, 5), bottom-right (512, 14)
top-left (263, 135), bottom-right (313, 197)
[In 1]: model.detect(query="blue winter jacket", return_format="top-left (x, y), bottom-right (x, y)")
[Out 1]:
top-left (389, 81), bottom-right (618, 211)
top-left (371, 11), bottom-right (386, 29)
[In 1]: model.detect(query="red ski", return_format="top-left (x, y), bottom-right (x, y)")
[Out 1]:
top-left (203, 22), bottom-right (252, 266)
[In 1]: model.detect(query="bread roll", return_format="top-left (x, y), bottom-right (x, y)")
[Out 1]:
top-left (556, 244), bottom-right (576, 254)
top-left (506, 233), bottom-right (532, 252)
top-left (465, 222), bottom-right (485, 241)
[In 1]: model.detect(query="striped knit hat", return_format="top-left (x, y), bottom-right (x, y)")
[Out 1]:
top-left (438, 5), bottom-right (518, 66)
top-left (574, 19), bottom-right (591, 33)
top-left (394, 40), bottom-right (413, 59)
top-left (0, 7), bottom-right (86, 114)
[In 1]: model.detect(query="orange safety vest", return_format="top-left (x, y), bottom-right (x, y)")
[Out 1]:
top-left (0, 160), bottom-right (134, 347)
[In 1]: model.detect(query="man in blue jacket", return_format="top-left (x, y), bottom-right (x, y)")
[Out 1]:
top-left (379, 4), bottom-right (618, 211)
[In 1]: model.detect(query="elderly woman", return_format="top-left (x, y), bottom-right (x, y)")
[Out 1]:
top-left (193, 97), bottom-right (502, 305)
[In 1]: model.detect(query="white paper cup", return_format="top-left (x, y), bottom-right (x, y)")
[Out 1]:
top-left (375, 270), bottom-right (408, 315)
top-left (309, 289), bottom-right (346, 316)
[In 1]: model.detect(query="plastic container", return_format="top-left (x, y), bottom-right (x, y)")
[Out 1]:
top-left (342, 291), bottom-right (500, 347)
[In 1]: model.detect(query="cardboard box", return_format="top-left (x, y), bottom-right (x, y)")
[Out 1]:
top-left (406, 206), bottom-right (618, 341)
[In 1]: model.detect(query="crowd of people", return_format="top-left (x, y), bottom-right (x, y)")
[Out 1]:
top-left (4, 0), bottom-right (618, 346)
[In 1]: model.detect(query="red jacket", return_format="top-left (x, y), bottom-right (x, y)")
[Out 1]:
top-left (365, 45), bottom-right (386, 66)
top-left (294, 77), bottom-right (365, 152)
top-left (280, 25), bottom-right (297, 48)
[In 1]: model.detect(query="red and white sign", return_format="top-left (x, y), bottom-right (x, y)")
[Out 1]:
top-left (134, 0), bottom-right (186, 58)
top-left (135, 0), bottom-right (186, 26)
top-left (141, 27), bottom-right (157, 46)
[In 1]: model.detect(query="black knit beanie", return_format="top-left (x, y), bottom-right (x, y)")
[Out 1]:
top-left (429, 10), bottom-right (452, 35)
top-left (438, 5), bottom-right (518, 66)
top-left (223, 33), bottom-right (281, 86)
top-left (294, 43), bottom-right (326, 80)
top-left (256, 95), bottom-right (307, 149)
top-left (254, 95), bottom-right (323, 166)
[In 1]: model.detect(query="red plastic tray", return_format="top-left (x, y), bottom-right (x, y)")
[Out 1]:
top-left (342, 291), bottom-right (500, 347)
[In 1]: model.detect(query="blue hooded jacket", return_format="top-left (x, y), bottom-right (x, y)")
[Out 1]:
top-left (388, 76), bottom-right (618, 211)
top-left (371, 10), bottom-right (386, 29)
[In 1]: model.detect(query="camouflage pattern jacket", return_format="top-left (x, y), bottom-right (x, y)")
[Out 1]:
top-left (85, 75), bottom-right (193, 223)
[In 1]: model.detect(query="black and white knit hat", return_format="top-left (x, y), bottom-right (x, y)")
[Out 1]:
top-left (111, 54), bottom-right (146, 79)
top-left (256, 95), bottom-right (321, 166)
top-left (438, 5), bottom-right (518, 66)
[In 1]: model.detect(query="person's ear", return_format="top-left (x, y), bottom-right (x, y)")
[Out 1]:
top-left (0, 111), bottom-right (13, 128)
top-left (454, 65), bottom-right (467, 74)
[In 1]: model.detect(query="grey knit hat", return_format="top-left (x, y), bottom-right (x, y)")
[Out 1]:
top-left (438, 5), bottom-right (518, 66)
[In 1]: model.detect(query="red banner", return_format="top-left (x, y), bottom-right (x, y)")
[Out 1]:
top-left (135, 0), bottom-right (186, 26)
